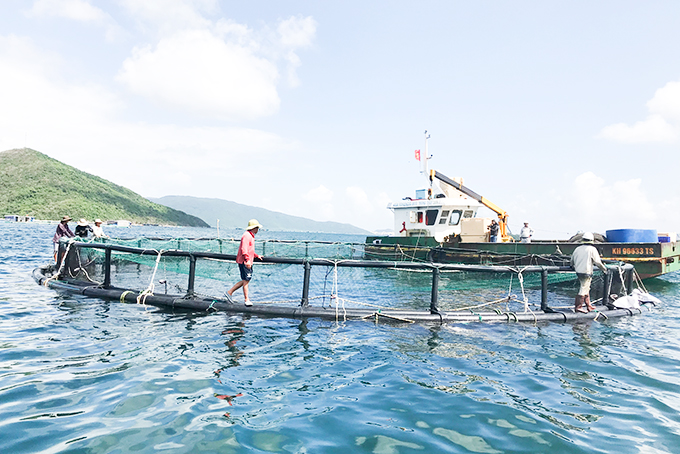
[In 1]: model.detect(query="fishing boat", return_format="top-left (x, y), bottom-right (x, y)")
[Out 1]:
top-left (365, 133), bottom-right (680, 279)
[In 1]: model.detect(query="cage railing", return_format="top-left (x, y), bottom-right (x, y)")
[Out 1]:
top-left (57, 239), bottom-right (635, 314)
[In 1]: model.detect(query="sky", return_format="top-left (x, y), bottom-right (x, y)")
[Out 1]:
top-left (1, 1), bottom-right (679, 238)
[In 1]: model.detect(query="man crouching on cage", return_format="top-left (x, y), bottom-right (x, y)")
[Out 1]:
top-left (570, 232), bottom-right (608, 313)
top-left (226, 219), bottom-right (264, 306)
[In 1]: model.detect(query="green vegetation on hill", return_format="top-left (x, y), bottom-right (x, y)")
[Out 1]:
top-left (150, 195), bottom-right (371, 234)
top-left (0, 148), bottom-right (209, 227)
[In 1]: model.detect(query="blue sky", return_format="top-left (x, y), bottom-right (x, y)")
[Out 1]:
top-left (1, 1), bottom-right (679, 238)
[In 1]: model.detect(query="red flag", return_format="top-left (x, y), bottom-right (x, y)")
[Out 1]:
top-left (415, 149), bottom-right (421, 161)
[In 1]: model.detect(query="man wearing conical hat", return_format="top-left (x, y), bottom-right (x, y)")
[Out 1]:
top-left (571, 232), bottom-right (608, 313)
top-left (75, 219), bottom-right (93, 238)
top-left (53, 216), bottom-right (75, 262)
top-left (92, 219), bottom-right (108, 239)
top-left (226, 219), bottom-right (264, 306)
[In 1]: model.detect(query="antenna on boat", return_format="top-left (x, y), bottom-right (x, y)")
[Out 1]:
top-left (422, 130), bottom-right (431, 176)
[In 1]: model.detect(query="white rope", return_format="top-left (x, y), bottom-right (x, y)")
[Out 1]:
top-left (44, 239), bottom-right (76, 287)
top-left (613, 265), bottom-right (626, 295)
top-left (136, 249), bottom-right (164, 306)
top-left (633, 269), bottom-right (648, 293)
top-left (69, 247), bottom-right (102, 284)
top-left (516, 267), bottom-right (530, 312)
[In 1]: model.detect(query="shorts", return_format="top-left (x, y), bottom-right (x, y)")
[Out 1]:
top-left (576, 273), bottom-right (592, 296)
top-left (54, 242), bottom-right (60, 253)
top-left (238, 263), bottom-right (253, 281)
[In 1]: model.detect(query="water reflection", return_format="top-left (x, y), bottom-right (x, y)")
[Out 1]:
top-left (218, 319), bottom-right (246, 368)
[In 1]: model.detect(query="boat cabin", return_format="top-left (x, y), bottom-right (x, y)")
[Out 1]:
top-left (388, 184), bottom-right (482, 242)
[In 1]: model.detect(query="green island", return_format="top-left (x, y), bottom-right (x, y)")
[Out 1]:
top-left (0, 148), bottom-right (208, 227)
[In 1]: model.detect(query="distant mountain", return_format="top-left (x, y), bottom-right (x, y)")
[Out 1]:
top-left (149, 195), bottom-right (371, 234)
top-left (0, 148), bottom-right (209, 227)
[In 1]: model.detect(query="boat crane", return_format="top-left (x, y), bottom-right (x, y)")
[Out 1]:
top-left (428, 169), bottom-right (512, 242)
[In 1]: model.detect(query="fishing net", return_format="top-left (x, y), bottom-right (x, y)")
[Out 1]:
top-left (59, 236), bottom-right (621, 314)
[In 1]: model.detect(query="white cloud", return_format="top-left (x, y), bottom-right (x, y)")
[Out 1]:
top-left (28, 0), bottom-right (123, 41)
top-left (277, 15), bottom-right (317, 87)
top-left (304, 185), bottom-right (334, 203)
top-left (0, 34), bottom-right (122, 145)
top-left (115, 8), bottom-right (317, 119)
top-left (567, 171), bottom-right (657, 229)
top-left (117, 29), bottom-right (280, 120)
top-left (598, 79), bottom-right (680, 143)
top-left (0, 33), bottom-right (297, 204)
top-left (278, 15), bottom-right (317, 48)
top-left (345, 186), bottom-right (373, 214)
top-left (647, 80), bottom-right (680, 123)
top-left (118, 0), bottom-right (216, 36)
top-left (29, 0), bottom-right (108, 22)
top-left (597, 115), bottom-right (677, 143)
top-left (302, 185), bottom-right (335, 220)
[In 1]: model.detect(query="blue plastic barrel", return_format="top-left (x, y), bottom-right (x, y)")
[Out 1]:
top-left (606, 229), bottom-right (658, 243)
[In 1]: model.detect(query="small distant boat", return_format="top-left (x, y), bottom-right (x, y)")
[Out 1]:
top-left (4, 214), bottom-right (35, 222)
top-left (106, 220), bottom-right (132, 227)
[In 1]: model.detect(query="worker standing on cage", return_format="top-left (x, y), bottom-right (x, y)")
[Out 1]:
top-left (226, 219), bottom-right (263, 306)
top-left (92, 219), bottom-right (108, 239)
top-left (53, 216), bottom-right (75, 262)
top-left (571, 232), bottom-right (608, 313)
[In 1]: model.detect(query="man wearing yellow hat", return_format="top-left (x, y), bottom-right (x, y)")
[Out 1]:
top-left (226, 219), bottom-right (263, 306)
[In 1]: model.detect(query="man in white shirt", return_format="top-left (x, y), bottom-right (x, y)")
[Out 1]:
top-left (519, 222), bottom-right (533, 243)
top-left (92, 219), bottom-right (108, 239)
top-left (570, 232), bottom-right (608, 312)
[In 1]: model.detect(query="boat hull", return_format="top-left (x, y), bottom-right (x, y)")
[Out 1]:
top-left (365, 236), bottom-right (680, 279)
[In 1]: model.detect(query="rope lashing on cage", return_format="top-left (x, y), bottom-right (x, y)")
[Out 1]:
top-left (514, 266), bottom-right (530, 312)
top-left (136, 249), bottom-right (165, 306)
top-left (361, 311), bottom-right (415, 323)
top-left (633, 268), bottom-right (648, 293)
top-left (44, 239), bottom-right (76, 287)
top-left (69, 246), bottom-right (101, 284)
top-left (449, 295), bottom-right (520, 312)
top-left (617, 265), bottom-right (627, 295)
top-left (120, 290), bottom-right (134, 303)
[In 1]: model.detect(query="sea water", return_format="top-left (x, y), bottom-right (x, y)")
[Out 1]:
top-left (1, 222), bottom-right (680, 454)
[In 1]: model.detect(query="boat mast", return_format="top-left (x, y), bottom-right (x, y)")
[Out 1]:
top-left (422, 130), bottom-right (431, 188)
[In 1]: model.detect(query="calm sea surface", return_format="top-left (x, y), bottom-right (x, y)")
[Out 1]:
top-left (2, 222), bottom-right (680, 454)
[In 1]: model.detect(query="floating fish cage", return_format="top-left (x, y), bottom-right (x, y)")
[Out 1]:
top-left (33, 237), bottom-right (654, 324)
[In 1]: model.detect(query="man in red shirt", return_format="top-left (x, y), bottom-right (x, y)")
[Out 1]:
top-left (226, 219), bottom-right (263, 306)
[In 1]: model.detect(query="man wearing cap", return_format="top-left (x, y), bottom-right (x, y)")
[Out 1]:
top-left (570, 232), bottom-right (608, 313)
top-left (53, 216), bottom-right (75, 261)
top-left (92, 219), bottom-right (108, 239)
top-left (519, 222), bottom-right (533, 243)
top-left (226, 219), bottom-right (264, 306)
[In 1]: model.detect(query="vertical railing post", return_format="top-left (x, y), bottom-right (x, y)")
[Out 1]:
top-left (541, 268), bottom-right (548, 311)
top-left (104, 248), bottom-right (111, 288)
top-left (187, 254), bottom-right (196, 296)
top-left (602, 268), bottom-right (612, 306)
top-left (301, 260), bottom-right (311, 307)
top-left (430, 267), bottom-right (440, 314)
top-left (624, 265), bottom-right (633, 295)
top-left (56, 241), bottom-right (64, 272)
